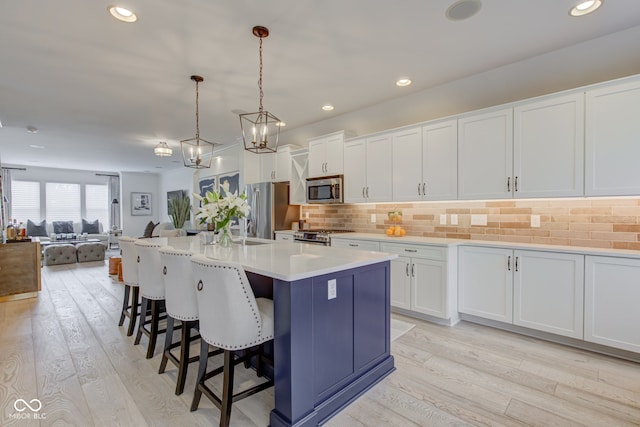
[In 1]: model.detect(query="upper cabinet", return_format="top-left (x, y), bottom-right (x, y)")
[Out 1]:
top-left (392, 121), bottom-right (457, 202)
top-left (344, 134), bottom-right (393, 203)
top-left (258, 145), bottom-right (297, 182)
top-left (513, 93), bottom-right (584, 198)
top-left (585, 79), bottom-right (640, 196)
top-left (458, 108), bottom-right (513, 200)
top-left (290, 149), bottom-right (308, 205)
top-left (458, 92), bottom-right (585, 200)
top-left (308, 131), bottom-right (347, 178)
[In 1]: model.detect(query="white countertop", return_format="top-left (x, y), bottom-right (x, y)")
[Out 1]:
top-left (331, 232), bottom-right (640, 259)
top-left (158, 236), bottom-right (396, 282)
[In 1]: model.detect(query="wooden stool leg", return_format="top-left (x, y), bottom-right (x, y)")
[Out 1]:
top-left (119, 284), bottom-right (130, 326)
top-left (134, 297), bottom-right (149, 345)
top-left (147, 300), bottom-right (161, 359)
top-left (190, 340), bottom-right (210, 412)
top-left (159, 316), bottom-right (175, 374)
top-left (220, 350), bottom-right (236, 427)
top-left (127, 287), bottom-right (140, 336)
top-left (175, 321), bottom-right (192, 395)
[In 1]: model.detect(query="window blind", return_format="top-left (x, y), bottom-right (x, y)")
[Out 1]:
top-left (46, 182), bottom-right (81, 223)
top-left (85, 184), bottom-right (109, 229)
top-left (11, 180), bottom-right (41, 223)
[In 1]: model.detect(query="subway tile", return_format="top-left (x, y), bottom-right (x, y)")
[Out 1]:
top-left (570, 207), bottom-right (612, 215)
top-left (570, 239), bottom-right (612, 248)
top-left (500, 207), bottom-right (532, 214)
top-left (499, 235), bottom-right (532, 243)
top-left (613, 241), bottom-right (640, 250)
top-left (612, 224), bottom-right (640, 232)
top-left (471, 234), bottom-right (501, 241)
top-left (590, 231), bottom-right (637, 242)
top-left (591, 216), bottom-right (637, 224)
top-left (446, 233), bottom-right (471, 239)
top-left (612, 207), bottom-right (640, 216)
top-left (591, 198), bottom-right (638, 206)
top-left (500, 222), bottom-right (530, 228)
top-left (570, 223), bottom-right (612, 232)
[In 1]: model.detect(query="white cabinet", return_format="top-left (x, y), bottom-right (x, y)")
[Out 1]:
top-left (331, 238), bottom-right (380, 251)
top-left (259, 146), bottom-right (295, 182)
top-left (382, 243), bottom-right (448, 319)
top-left (585, 256), bottom-right (640, 353)
top-left (308, 131), bottom-right (346, 178)
top-left (585, 78), bottom-right (640, 196)
top-left (344, 134), bottom-right (393, 203)
top-left (458, 108), bottom-right (513, 200)
top-left (458, 246), bottom-right (513, 322)
top-left (289, 150), bottom-right (308, 205)
top-left (513, 93), bottom-right (584, 198)
top-left (459, 246), bottom-right (584, 339)
top-left (513, 251), bottom-right (584, 339)
top-left (392, 121), bottom-right (457, 202)
top-left (260, 153), bottom-right (276, 182)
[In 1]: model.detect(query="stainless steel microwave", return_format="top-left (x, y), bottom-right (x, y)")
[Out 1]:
top-left (306, 176), bottom-right (343, 204)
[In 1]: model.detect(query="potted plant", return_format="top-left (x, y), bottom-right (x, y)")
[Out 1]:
top-left (168, 194), bottom-right (191, 230)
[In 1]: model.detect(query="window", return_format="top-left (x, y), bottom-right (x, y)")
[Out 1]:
top-left (46, 182), bottom-right (81, 223)
top-left (11, 181), bottom-right (41, 223)
top-left (86, 184), bottom-right (109, 229)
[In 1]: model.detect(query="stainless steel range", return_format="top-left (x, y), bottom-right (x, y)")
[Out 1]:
top-left (293, 229), bottom-right (354, 246)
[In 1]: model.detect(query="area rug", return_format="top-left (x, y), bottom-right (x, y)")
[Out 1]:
top-left (391, 318), bottom-right (415, 342)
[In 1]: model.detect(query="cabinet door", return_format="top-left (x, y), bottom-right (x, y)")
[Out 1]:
top-left (260, 152), bottom-right (276, 182)
top-left (585, 79), bottom-right (640, 196)
top-left (513, 250), bottom-right (584, 339)
top-left (365, 134), bottom-right (393, 202)
top-left (458, 246), bottom-right (513, 323)
top-left (274, 149), bottom-right (291, 181)
top-left (343, 139), bottom-right (367, 203)
top-left (324, 133), bottom-right (345, 175)
top-left (458, 108), bottom-right (513, 200)
top-left (392, 127), bottom-right (423, 202)
top-left (412, 258), bottom-right (447, 318)
top-left (290, 153), bottom-right (308, 205)
top-left (308, 139), bottom-right (326, 178)
top-left (423, 120), bottom-right (458, 200)
top-left (390, 256), bottom-right (412, 310)
top-left (585, 256), bottom-right (640, 353)
top-left (514, 93), bottom-right (584, 198)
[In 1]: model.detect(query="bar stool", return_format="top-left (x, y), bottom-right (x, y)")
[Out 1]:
top-left (158, 247), bottom-right (221, 395)
top-left (190, 256), bottom-right (274, 427)
top-left (118, 236), bottom-right (141, 336)
top-left (134, 240), bottom-right (168, 359)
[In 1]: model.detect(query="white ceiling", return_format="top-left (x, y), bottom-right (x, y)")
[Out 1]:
top-left (1, 1), bottom-right (640, 173)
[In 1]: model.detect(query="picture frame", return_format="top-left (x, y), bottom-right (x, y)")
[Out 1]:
top-left (198, 175), bottom-right (217, 198)
top-left (218, 171), bottom-right (240, 196)
top-left (131, 192), bottom-right (152, 216)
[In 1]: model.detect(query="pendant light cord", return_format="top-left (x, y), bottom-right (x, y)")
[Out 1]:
top-left (195, 80), bottom-right (200, 140)
top-left (258, 37), bottom-right (264, 113)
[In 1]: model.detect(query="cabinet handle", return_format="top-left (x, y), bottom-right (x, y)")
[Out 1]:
top-left (362, 187), bottom-right (366, 198)
top-left (507, 255), bottom-right (511, 271)
top-left (404, 248), bottom-right (418, 253)
top-left (422, 182), bottom-right (426, 196)
top-left (418, 183), bottom-right (421, 196)
top-left (514, 176), bottom-right (518, 192)
top-left (349, 243), bottom-right (358, 247)
top-left (411, 263), bottom-right (415, 277)
top-left (515, 256), bottom-right (519, 272)
top-left (507, 176), bottom-right (511, 192)
top-left (406, 263), bottom-right (410, 277)
top-left (366, 187), bottom-right (369, 198)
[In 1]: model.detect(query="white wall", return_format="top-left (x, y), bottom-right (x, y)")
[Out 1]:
top-left (120, 172), bottom-right (160, 237)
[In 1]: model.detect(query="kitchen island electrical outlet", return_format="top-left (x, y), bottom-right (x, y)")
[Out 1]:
top-left (531, 215), bottom-right (540, 228)
top-left (370, 214), bottom-right (376, 223)
top-left (451, 214), bottom-right (458, 225)
top-left (440, 214), bottom-right (447, 225)
top-left (328, 279), bottom-right (337, 300)
top-left (471, 214), bottom-right (487, 226)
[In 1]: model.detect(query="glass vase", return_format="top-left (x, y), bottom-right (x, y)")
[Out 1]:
top-left (218, 224), bottom-right (233, 248)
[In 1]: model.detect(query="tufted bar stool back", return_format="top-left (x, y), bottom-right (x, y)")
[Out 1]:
top-left (134, 240), bottom-right (168, 358)
top-left (189, 255), bottom-right (274, 427)
top-left (118, 236), bottom-right (141, 336)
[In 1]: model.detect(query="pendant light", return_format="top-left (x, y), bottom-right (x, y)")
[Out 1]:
top-left (180, 75), bottom-right (215, 168)
top-left (239, 26), bottom-right (282, 154)
top-left (154, 141), bottom-right (172, 157)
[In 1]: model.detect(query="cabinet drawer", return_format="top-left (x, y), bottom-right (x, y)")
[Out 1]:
top-left (381, 243), bottom-right (447, 261)
top-left (332, 239), bottom-right (380, 251)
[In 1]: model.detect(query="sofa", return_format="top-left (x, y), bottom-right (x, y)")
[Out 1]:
top-left (26, 219), bottom-right (109, 246)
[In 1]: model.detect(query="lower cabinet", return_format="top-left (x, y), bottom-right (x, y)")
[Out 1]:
top-left (274, 232), bottom-right (294, 242)
top-left (459, 246), bottom-right (584, 339)
top-left (382, 243), bottom-right (448, 319)
top-left (585, 256), bottom-right (640, 353)
top-left (331, 238), bottom-right (380, 251)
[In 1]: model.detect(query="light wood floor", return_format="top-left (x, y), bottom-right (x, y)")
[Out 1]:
top-left (1, 260), bottom-right (640, 426)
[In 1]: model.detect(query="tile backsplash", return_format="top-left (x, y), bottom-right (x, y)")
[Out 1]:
top-left (300, 197), bottom-right (640, 250)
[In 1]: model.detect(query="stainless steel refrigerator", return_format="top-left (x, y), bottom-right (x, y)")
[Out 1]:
top-left (245, 181), bottom-right (300, 240)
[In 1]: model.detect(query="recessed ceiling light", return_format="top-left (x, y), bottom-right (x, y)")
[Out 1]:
top-left (570, 0), bottom-right (602, 16)
top-left (322, 105), bottom-right (334, 111)
top-left (26, 125), bottom-right (38, 133)
top-left (108, 6), bottom-right (137, 23)
top-left (446, 0), bottom-right (482, 21)
top-left (396, 78), bottom-right (412, 87)
top-left (29, 145), bottom-right (45, 149)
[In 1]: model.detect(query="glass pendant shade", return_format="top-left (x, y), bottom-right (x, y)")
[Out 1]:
top-left (181, 75), bottom-right (215, 169)
top-left (154, 141), bottom-right (173, 157)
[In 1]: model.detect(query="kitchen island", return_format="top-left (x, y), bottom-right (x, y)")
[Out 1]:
top-left (163, 237), bottom-right (397, 427)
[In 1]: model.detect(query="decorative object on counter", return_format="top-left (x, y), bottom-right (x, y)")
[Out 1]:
top-left (168, 191), bottom-right (191, 229)
top-left (386, 209), bottom-right (406, 236)
top-left (193, 184), bottom-right (250, 248)
top-left (239, 26), bottom-right (282, 154)
top-left (180, 75), bottom-right (215, 169)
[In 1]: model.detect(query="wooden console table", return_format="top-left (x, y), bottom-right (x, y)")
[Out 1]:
top-left (0, 241), bottom-right (42, 302)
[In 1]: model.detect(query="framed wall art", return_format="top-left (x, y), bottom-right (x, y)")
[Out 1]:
top-left (131, 192), bottom-right (152, 216)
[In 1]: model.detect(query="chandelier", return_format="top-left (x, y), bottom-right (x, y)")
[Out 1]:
top-left (239, 26), bottom-right (282, 154)
top-left (181, 75), bottom-right (215, 168)
top-left (154, 141), bottom-right (172, 157)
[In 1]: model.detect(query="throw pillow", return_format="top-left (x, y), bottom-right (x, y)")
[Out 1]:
top-left (53, 220), bottom-right (74, 234)
top-left (82, 218), bottom-right (100, 234)
top-left (27, 219), bottom-right (48, 237)
top-left (143, 221), bottom-right (157, 238)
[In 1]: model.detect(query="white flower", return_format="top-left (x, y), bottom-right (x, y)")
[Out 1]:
top-left (193, 188), bottom-right (250, 231)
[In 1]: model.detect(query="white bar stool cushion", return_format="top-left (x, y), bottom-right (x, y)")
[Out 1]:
top-left (119, 236), bottom-right (140, 287)
top-left (135, 240), bottom-right (166, 300)
top-left (159, 247), bottom-right (198, 321)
